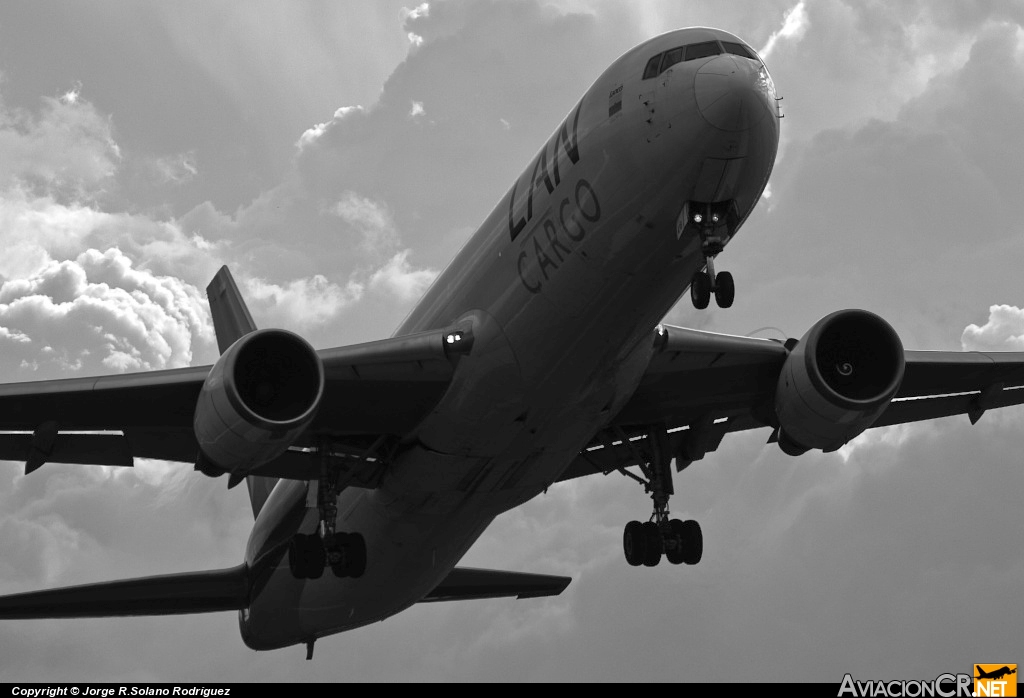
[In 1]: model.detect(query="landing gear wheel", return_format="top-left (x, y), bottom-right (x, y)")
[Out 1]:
top-left (327, 533), bottom-right (368, 578)
top-left (623, 520), bottom-right (646, 567)
top-left (614, 425), bottom-right (705, 570)
top-left (641, 521), bottom-right (663, 567)
top-left (289, 533), bottom-right (326, 579)
top-left (324, 532), bottom-right (345, 572)
top-left (346, 533), bottom-right (367, 578)
top-left (714, 271), bottom-right (735, 308)
top-left (665, 519), bottom-right (687, 565)
top-left (690, 272), bottom-right (711, 310)
top-left (679, 519), bottom-right (703, 565)
top-left (304, 535), bottom-right (326, 579)
top-left (288, 536), bottom-right (306, 578)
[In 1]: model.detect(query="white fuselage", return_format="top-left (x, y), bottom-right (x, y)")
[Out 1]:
top-left (240, 27), bottom-right (780, 650)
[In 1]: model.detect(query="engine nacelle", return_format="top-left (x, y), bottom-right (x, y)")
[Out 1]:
top-left (775, 310), bottom-right (905, 455)
top-left (194, 329), bottom-right (324, 473)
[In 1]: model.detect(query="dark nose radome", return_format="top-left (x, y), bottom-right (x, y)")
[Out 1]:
top-left (695, 54), bottom-right (776, 132)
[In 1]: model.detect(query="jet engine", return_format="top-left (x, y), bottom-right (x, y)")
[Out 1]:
top-left (194, 329), bottom-right (324, 473)
top-left (774, 310), bottom-right (905, 455)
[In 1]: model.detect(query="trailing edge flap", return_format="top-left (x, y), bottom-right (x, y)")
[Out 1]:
top-left (0, 565), bottom-right (248, 619)
top-left (206, 265), bottom-right (257, 355)
top-left (419, 567), bottom-right (571, 603)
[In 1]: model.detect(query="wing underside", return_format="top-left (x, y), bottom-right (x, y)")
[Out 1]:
top-left (0, 326), bottom-right (466, 478)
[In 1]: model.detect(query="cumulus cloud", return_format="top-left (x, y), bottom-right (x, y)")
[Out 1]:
top-left (296, 105), bottom-right (365, 152)
top-left (403, 4), bottom-right (430, 46)
top-left (245, 274), bottom-right (363, 330)
top-left (368, 249), bottom-right (438, 302)
top-left (961, 304), bottom-right (1024, 351)
top-left (0, 187), bottom-right (228, 290)
top-left (328, 190), bottom-right (398, 251)
top-left (0, 249), bottom-right (213, 378)
top-left (0, 89), bottom-right (120, 197)
top-left (402, 3), bottom-right (430, 21)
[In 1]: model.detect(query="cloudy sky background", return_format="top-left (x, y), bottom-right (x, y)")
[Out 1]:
top-left (0, 0), bottom-right (1022, 682)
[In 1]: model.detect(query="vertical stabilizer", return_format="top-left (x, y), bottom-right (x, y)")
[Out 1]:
top-left (207, 266), bottom-right (257, 354)
top-left (205, 266), bottom-right (277, 518)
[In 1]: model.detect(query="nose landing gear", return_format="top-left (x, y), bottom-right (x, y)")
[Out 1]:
top-left (682, 202), bottom-right (735, 309)
top-left (614, 426), bottom-right (703, 568)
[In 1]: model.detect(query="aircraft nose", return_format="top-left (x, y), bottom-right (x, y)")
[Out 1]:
top-left (694, 54), bottom-right (777, 132)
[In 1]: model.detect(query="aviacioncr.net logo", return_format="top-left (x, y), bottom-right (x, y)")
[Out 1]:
top-left (838, 673), bottom-right (974, 697)
top-left (974, 665), bottom-right (1017, 697)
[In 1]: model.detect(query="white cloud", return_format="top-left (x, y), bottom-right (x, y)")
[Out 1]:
top-left (760, 1), bottom-right (809, 58)
top-left (297, 122), bottom-right (329, 151)
top-left (0, 326), bottom-right (31, 343)
top-left (0, 188), bottom-right (227, 288)
top-left (296, 105), bottom-right (365, 151)
top-left (0, 90), bottom-right (120, 196)
top-left (151, 152), bottom-right (198, 184)
top-left (961, 304), bottom-right (1024, 351)
top-left (244, 274), bottom-right (363, 329)
top-left (402, 3), bottom-right (430, 21)
top-left (328, 190), bottom-right (397, 251)
top-left (836, 422), bottom-right (919, 463)
top-left (410, 100), bottom-right (425, 117)
top-left (368, 249), bottom-right (437, 302)
top-left (0, 249), bottom-right (213, 378)
top-left (60, 83), bottom-right (82, 106)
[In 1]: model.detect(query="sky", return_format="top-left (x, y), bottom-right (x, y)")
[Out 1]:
top-left (1, 0), bottom-right (1023, 683)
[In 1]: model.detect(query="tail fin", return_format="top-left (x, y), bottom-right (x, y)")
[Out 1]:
top-left (205, 266), bottom-right (277, 518)
top-left (207, 265), bottom-right (257, 353)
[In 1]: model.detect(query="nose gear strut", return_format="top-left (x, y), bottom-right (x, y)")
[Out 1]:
top-left (611, 425), bottom-right (703, 567)
top-left (682, 202), bottom-right (735, 310)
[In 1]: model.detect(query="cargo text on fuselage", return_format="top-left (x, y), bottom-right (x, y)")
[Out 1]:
top-left (508, 102), bottom-right (604, 294)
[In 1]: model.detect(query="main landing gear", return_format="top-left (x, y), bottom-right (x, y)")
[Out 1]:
top-left (615, 426), bottom-right (703, 567)
top-left (288, 448), bottom-right (367, 580)
top-left (685, 203), bottom-right (734, 310)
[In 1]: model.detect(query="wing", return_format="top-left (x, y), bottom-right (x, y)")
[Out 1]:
top-left (0, 329), bottom-right (464, 475)
top-left (0, 265), bottom-right (473, 483)
top-left (874, 350), bottom-right (1024, 426)
top-left (560, 323), bottom-right (1024, 482)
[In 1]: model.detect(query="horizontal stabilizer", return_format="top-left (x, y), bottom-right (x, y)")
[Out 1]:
top-left (0, 565), bottom-right (248, 619)
top-left (419, 567), bottom-right (571, 603)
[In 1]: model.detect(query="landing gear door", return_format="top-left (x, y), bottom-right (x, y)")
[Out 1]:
top-left (692, 157), bottom-right (745, 203)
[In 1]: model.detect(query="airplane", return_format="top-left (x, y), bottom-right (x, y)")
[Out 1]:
top-left (976, 666), bottom-right (1017, 681)
top-left (2, 26), bottom-right (1024, 659)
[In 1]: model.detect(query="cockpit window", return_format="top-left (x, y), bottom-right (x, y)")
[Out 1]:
top-left (684, 41), bottom-right (722, 61)
top-left (660, 47), bottom-right (684, 73)
top-left (722, 41), bottom-right (758, 61)
top-left (643, 40), bottom-right (736, 79)
top-left (642, 54), bottom-right (663, 80)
